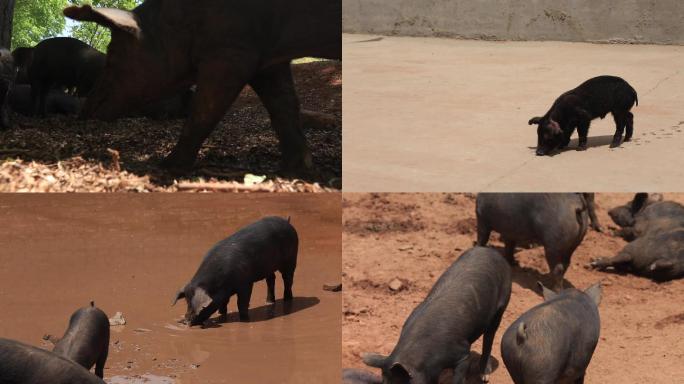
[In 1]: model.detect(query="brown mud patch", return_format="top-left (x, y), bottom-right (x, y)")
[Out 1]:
top-left (0, 194), bottom-right (341, 383)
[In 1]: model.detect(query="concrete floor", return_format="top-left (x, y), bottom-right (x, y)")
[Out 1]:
top-left (343, 34), bottom-right (684, 192)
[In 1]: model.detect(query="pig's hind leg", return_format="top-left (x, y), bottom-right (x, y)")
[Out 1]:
top-left (476, 221), bottom-right (491, 246)
top-left (624, 112), bottom-right (634, 142)
top-left (611, 111), bottom-right (629, 148)
top-left (95, 343), bottom-right (108, 378)
top-left (503, 240), bottom-right (517, 266)
top-left (282, 268), bottom-right (295, 301)
top-left (251, 63), bottom-right (311, 173)
top-left (479, 308), bottom-right (506, 382)
top-left (266, 273), bottom-right (276, 304)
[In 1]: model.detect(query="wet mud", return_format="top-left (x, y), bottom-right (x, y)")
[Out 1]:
top-left (0, 194), bottom-right (341, 383)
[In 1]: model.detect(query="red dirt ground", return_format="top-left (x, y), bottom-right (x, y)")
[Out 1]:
top-left (342, 193), bottom-right (684, 383)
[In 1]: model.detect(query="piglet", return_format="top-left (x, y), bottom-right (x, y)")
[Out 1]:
top-left (529, 75), bottom-right (638, 155)
top-left (47, 301), bottom-right (110, 378)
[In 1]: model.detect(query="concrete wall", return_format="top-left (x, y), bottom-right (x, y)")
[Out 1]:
top-left (343, 0), bottom-right (684, 45)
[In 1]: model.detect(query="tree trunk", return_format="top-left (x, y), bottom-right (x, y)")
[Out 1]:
top-left (0, 0), bottom-right (16, 48)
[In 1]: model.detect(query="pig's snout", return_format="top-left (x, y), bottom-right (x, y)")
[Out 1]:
top-left (536, 148), bottom-right (547, 156)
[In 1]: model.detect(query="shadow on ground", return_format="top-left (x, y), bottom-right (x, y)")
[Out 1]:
top-left (204, 296), bottom-right (320, 327)
top-left (0, 62), bottom-right (341, 189)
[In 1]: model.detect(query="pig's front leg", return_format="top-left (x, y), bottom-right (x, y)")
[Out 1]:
top-left (576, 120), bottom-right (590, 151)
top-left (237, 283), bottom-right (254, 322)
top-left (161, 55), bottom-right (258, 171)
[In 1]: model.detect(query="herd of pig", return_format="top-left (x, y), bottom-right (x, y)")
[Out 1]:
top-left (0, 216), bottom-right (300, 383)
top-left (0, 0), bottom-right (342, 173)
top-left (344, 193), bottom-right (683, 384)
top-left (0, 37), bottom-right (192, 122)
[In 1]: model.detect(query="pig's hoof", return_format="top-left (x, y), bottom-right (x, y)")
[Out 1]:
top-left (609, 140), bottom-right (621, 148)
top-left (481, 374), bottom-right (490, 383)
top-left (281, 152), bottom-right (314, 176)
top-left (160, 151), bottom-right (196, 173)
top-left (576, 145), bottom-right (587, 151)
top-left (265, 299), bottom-right (275, 305)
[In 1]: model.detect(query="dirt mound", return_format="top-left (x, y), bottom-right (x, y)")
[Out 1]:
top-left (343, 193), bottom-right (684, 383)
top-left (0, 61), bottom-right (341, 191)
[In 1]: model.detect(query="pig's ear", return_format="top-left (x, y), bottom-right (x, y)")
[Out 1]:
top-left (548, 119), bottom-right (562, 135)
top-left (191, 287), bottom-right (213, 312)
top-left (631, 193), bottom-right (649, 214)
top-left (64, 5), bottom-right (141, 38)
top-left (537, 281), bottom-right (557, 301)
top-left (172, 289), bottom-right (185, 306)
top-left (389, 362), bottom-right (412, 380)
top-left (361, 352), bottom-right (388, 368)
top-left (528, 116), bottom-right (542, 125)
top-left (584, 282), bottom-right (602, 306)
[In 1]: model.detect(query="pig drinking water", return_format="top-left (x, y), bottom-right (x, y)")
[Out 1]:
top-left (173, 216), bottom-right (298, 325)
top-left (362, 247), bottom-right (512, 384)
top-left (64, 0), bottom-right (342, 173)
top-left (48, 301), bottom-right (110, 378)
top-left (0, 338), bottom-right (105, 384)
top-left (476, 193), bottom-right (599, 290)
top-left (501, 283), bottom-right (602, 384)
top-left (27, 37), bottom-right (105, 116)
top-left (528, 76), bottom-right (638, 155)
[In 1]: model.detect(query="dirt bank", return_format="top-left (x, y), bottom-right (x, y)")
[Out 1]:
top-left (342, 193), bottom-right (684, 383)
top-left (0, 61), bottom-right (341, 191)
top-left (0, 194), bottom-right (341, 383)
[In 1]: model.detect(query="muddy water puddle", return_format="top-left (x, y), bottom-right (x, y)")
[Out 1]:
top-left (0, 194), bottom-right (341, 383)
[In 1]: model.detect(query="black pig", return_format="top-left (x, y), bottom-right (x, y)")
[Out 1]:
top-left (501, 282), bottom-right (602, 384)
top-left (0, 338), bottom-right (105, 384)
top-left (27, 37), bottom-right (105, 116)
top-left (476, 193), bottom-right (599, 290)
top-left (0, 48), bottom-right (15, 129)
top-left (11, 46), bottom-right (33, 85)
top-left (9, 84), bottom-right (81, 116)
top-left (590, 229), bottom-right (684, 281)
top-left (64, 0), bottom-right (341, 173)
top-left (362, 247), bottom-right (511, 384)
top-left (608, 193), bottom-right (684, 241)
top-left (47, 301), bottom-right (110, 378)
top-left (173, 216), bottom-right (298, 325)
top-left (529, 76), bottom-right (638, 155)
